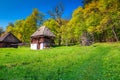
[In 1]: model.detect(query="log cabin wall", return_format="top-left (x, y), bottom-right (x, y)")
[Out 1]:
top-left (31, 36), bottom-right (54, 50)
top-left (0, 42), bottom-right (18, 48)
top-left (31, 38), bottom-right (38, 44)
top-left (39, 37), bottom-right (45, 43)
top-left (0, 43), bottom-right (4, 47)
top-left (0, 42), bottom-right (10, 47)
top-left (31, 37), bottom-right (45, 44)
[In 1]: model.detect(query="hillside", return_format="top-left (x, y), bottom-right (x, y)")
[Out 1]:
top-left (0, 43), bottom-right (120, 80)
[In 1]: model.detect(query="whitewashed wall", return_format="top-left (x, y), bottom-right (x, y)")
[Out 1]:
top-left (31, 44), bottom-right (37, 50)
top-left (40, 43), bottom-right (44, 50)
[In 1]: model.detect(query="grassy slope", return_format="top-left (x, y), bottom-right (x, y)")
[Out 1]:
top-left (0, 43), bottom-right (120, 80)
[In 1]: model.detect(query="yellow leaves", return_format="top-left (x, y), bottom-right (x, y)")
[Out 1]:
top-left (72, 7), bottom-right (83, 17)
top-left (84, 1), bottom-right (99, 15)
top-left (96, 16), bottom-right (109, 33)
top-left (99, 0), bottom-right (119, 13)
top-left (18, 33), bottom-right (22, 40)
top-left (87, 26), bottom-right (95, 33)
top-left (100, 17), bottom-right (108, 25)
top-left (6, 26), bottom-right (13, 32)
top-left (96, 25), bottom-right (103, 33)
top-left (99, 16), bottom-right (110, 29)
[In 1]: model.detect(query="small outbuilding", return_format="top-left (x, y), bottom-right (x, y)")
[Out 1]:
top-left (31, 26), bottom-right (55, 50)
top-left (0, 32), bottom-right (21, 48)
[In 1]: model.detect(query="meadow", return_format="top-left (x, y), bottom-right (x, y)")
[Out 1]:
top-left (0, 43), bottom-right (120, 80)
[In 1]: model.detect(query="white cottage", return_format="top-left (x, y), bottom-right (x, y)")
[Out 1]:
top-left (31, 26), bottom-right (55, 50)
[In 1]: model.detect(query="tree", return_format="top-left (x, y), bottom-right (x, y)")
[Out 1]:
top-left (98, 0), bottom-right (120, 42)
top-left (67, 6), bottom-right (92, 46)
top-left (44, 18), bottom-right (69, 45)
top-left (6, 23), bottom-right (14, 32)
top-left (0, 27), bottom-right (4, 36)
top-left (14, 20), bottom-right (25, 41)
top-left (83, 0), bottom-right (93, 6)
top-left (83, 0), bottom-right (99, 7)
top-left (23, 8), bottom-right (45, 42)
top-left (48, 2), bottom-right (64, 45)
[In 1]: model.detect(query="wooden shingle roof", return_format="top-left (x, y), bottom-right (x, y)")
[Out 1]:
top-left (0, 32), bottom-right (21, 43)
top-left (31, 26), bottom-right (55, 38)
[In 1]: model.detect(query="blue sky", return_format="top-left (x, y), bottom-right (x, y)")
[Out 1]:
top-left (0, 0), bottom-right (83, 28)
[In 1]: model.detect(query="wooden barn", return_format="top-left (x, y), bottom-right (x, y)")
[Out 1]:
top-left (31, 26), bottom-right (55, 50)
top-left (0, 32), bottom-right (21, 48)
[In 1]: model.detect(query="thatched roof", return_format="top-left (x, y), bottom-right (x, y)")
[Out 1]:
top-left (31, 26), bottom-right (55, 38)
top-left (0, 32), bottom-right (21, 43)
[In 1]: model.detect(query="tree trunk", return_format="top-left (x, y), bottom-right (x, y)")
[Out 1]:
top-left (58, 36), bottom-right (61, 46)
top-left (90, 33), bottom-right (94, 44)
top-left (65, 38), bottom-right (68, 46)
top-left (112, 26), bottom-right (119, 42)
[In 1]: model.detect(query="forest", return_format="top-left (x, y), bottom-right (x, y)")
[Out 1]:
top-left (0, 0), bottom-right (120, 46)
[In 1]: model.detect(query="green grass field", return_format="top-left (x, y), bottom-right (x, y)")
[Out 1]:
top-left (0, 43), bottom-right (120, 80)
